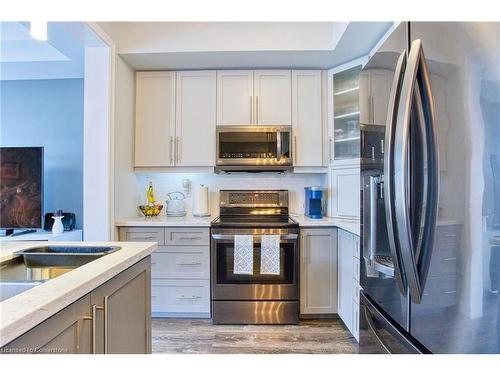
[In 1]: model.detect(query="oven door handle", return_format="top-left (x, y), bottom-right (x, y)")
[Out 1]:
top-left (211, 234), bottom-right (298, 241)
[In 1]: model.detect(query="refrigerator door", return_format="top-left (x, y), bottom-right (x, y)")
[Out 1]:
top-left (360, 22), bottom-right (410, 331)
top-left (408, 22), bottom-right (500, 353)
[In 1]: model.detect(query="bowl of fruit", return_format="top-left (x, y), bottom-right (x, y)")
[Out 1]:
top-left (139, 204), bottom-right (163, 217)
top-left (139, 181), bottom-right (163, 217)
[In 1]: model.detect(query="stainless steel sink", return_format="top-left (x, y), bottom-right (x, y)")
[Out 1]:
top-left (0, 246), bottom-right (121, 302)
top-left (14, 246), bottom-right (121, 267)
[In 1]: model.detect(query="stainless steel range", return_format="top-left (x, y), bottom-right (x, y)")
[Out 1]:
top-left (211, 190), bottom-right (299, 324)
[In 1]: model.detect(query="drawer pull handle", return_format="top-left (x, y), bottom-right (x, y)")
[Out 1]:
top-left (151, 262), bottom-right (157, 265)
top-left (131, 236), bottom-right (155, 240)
top-left (177, 262), bottom-right (202, 266)
top-left (178, 236), bottom-right (202, 240)
top-left (177, 295), bottom-right (202, 300)
top-left (444, 290), bottom-right (456, 294)
top-left (444, 234), bottom-right (457, 238)
top-left (443, 257), bottom-right (457, 261)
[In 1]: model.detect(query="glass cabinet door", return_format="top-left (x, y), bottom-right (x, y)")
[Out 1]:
top-left (333, 65), bottom-right (362, 160)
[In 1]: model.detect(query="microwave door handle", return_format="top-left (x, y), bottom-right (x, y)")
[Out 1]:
top-left (276, 130), bottom-right (282, 161)
top-left (383, 50), bottom-right (407, 294)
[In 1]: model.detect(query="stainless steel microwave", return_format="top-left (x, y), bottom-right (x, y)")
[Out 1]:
top-left (215, 125), bottom-right (293, 173)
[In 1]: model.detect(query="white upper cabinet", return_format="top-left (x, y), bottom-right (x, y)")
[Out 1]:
top-left (216, 70), bottom-right (254, 125)
top-left (291, 70), bottom-right (323, 167)
top-left (175, 71), bottom-right (216, 166)
top-left (135, 72), bottom-right (176, 167)
top-left (359, 69), bottom-right (393, 126)
top-left (217, 70), bottom-right (292, 126)
top-left (358, 71), bottom-right (371, 125)
top-left (330, 166), bottom-right (360, 219)
top-left (254, 70), bottom-right (291, 125)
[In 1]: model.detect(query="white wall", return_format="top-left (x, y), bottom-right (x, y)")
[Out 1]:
top-left (124, 172), bottom-right (327, 219)
top-left (114, 56), bottom-right (141, 220)
top-left (83, 46), bottom-right (112, 241)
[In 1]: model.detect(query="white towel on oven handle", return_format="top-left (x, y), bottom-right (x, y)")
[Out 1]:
top-left (260, 235), bottom-right (281, 275)
top-left (233, 235), bottom-right (254, 275)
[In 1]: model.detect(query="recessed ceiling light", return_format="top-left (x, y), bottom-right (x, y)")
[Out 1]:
top-left (30, 21), bottom-right (47, 41)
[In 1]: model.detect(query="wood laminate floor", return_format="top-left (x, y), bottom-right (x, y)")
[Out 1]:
top-left (152, 318), bottom-right (359, 354)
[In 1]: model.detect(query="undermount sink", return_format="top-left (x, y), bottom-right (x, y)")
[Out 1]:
top-left (14, 246), bottom-right (121, 267)
top-left (0, 246), bottom-right (121, 302)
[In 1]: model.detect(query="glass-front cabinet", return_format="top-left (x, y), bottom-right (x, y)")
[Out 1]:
top-left (332, 65), bottom-right (362, 160)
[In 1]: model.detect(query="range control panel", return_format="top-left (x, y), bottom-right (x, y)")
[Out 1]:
top-left (219, 190), bottom-right (288, 208)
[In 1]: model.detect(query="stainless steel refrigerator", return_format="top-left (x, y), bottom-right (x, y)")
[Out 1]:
top-left (359, 22), bottom-right (500, 353)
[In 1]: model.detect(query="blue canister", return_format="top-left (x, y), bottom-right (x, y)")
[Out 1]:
top-left (304, 187), bottom-right (324, 219)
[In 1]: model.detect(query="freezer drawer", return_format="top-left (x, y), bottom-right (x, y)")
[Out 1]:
top-left (359, 292), bottom-right (427, 354)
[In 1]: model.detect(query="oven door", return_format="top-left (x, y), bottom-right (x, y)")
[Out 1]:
top-left (211, 230), bottom-right (299, 300)
top-left (216, 126), bottom-right (292, 168)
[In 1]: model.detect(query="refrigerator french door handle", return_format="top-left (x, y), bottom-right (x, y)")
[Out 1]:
top-left (383, 50), bottom-right (407, 294)
top-left (393, 39), bottom-right (439, 304)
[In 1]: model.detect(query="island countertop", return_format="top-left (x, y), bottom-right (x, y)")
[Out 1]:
top-left (0, 241), bottom-right (156, 347)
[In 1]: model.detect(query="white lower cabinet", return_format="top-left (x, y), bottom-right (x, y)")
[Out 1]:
top-left (300, 228), bottom-right (338, 315)
top-left (337, 229), bottom-right (361, 341)
top-left (151, 279), bottom-right (210, 317)
top-left (118, 226), bottom-right (211, 318)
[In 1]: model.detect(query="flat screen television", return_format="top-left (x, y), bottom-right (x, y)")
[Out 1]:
top-left (0, 147), bottom-right (43, 231)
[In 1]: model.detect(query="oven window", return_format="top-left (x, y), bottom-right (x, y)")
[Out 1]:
top-left (219, 132), bottom-right (277, 159)
top-left (216, 242), bottom-right (295, 284)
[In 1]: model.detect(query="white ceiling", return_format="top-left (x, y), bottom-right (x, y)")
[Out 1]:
top-left (106, 22), bottom-right (393, 70)
top-left (1, 22), bottom-right (394, 79)
top-left (0, 22), bottom-right (105, 80)
top-left (0, 22), bottom-right (70, 63)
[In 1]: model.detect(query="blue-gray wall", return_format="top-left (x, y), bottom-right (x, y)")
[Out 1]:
top-left (0, 79), bottom-right (84, 229)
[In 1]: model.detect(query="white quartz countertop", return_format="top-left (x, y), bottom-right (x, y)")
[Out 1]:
top-left (115, 214), bottom-right (360, 236)
top-left (0, 241), bottom-right (156, 347)
top-left (115, 215), bottom-right (215, 227)
top-left (290, 214), bottom-right (360, 236)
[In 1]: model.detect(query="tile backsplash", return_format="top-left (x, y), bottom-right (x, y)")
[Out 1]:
top-left (129, 172), bottom-right (328, 217)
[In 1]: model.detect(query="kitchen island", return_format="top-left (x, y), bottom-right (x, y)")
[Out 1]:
top-left (0, 241), bottom-right (156, 353)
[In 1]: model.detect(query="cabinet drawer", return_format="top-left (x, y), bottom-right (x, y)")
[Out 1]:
top-left (353, 256), bottom-right (360, 282)
top-left (119, 227), bottom-right (165, 245)
top-left (353, 236), bottom-right (360, 259)
top-left (165, 228), bottom-right (209, 246)
top-left (151, 279), bottom-right (210, 313)
top-left (436, 225), bottom-right (460, 246)
top-left (352, 301), bottom-right (360, 341)
top-left (413, 275), bottom-right (458, 312)
top-left (428, 250), bottom-right (459, 277)
top-left (151, 246), bottom-right (210, 279)
top-left (352, 282), bottom-right (362, 305)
